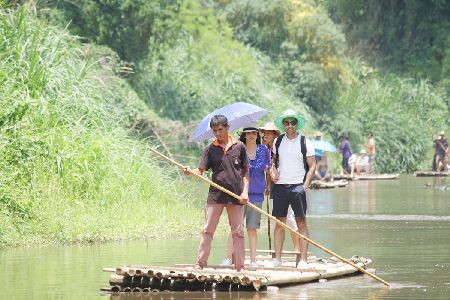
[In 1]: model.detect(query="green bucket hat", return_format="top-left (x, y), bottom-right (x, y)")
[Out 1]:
top-left (274, 109), bottom-right (306, 133)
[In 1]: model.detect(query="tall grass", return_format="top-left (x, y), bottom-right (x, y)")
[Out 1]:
top-left (0, 7), bottom-right (207, 248)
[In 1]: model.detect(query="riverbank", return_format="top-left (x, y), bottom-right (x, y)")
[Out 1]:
top-left (0, 8), bottom-right (209, 248)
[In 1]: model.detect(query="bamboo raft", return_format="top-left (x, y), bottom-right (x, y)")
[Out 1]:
top-left (333, 174), bottom-right (399, 180)
top-left (310, 180), bottom-right (349, 189)
top-left (332, 174), bottom-right (359, 181)
top-left (415, 171), bottom-right (449, 177)
top-left (101, 256), bottom-right (372, 294)
top-left (357, 173), bottom-right (399, 180)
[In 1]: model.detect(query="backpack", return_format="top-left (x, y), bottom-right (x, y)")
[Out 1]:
top-left (274, 134), bottom-right (309, 183)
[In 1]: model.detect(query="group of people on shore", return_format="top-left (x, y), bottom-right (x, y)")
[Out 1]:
top-left (183, 109), bottom-right (316, 271)
top-left (432, 131), bottom-right (449, 172)
top-left (338, 134), bottom-right (376, 176)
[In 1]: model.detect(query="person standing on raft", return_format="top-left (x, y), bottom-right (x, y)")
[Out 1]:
top-left (183, 115), bottom-right (249, 271)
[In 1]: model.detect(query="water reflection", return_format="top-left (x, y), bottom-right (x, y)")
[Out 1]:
top-left (1, 176), bottom-right (450, 299)
top-left (309, 189), bottom-right (337, 215)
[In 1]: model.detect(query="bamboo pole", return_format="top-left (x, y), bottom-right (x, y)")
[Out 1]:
top-left (148, 147), bottom-right (391, 287)
top-left (265, 195), bottom-right (272, 251)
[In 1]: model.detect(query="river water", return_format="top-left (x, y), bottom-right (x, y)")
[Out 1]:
top-left (1, 176), bottom-right (449, 299)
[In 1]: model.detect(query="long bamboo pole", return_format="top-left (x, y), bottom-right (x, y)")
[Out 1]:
top-left (265, 195), bottom-right (272, 251)
top-left (148, 147), bottom-right (390, 287)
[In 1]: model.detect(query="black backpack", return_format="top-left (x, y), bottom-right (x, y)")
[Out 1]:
top-left (274, 134), bottom-right (309, 183)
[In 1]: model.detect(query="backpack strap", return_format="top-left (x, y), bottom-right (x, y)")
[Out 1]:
top-left (275, 134), bottom-right (309, 183)
top-left (274, 134), bottom-right (285, 168)
top-left (300, 135), bottom-right (309, 183)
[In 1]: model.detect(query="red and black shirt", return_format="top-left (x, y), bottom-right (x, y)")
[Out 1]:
top-left (198, 136), bottom-right (249, 204)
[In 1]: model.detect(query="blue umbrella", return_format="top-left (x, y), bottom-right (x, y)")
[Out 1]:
top-left (313, 140), bottom-right (337, 153)
top-left (191, 102), bottom-right (268, 142)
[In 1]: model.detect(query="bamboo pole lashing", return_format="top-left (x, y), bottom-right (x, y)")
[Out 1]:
top-left (148, 147), bottom-right (391, 287)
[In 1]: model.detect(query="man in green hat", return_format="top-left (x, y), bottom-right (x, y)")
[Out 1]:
top-left (267, 109), bottom-right (316, 269)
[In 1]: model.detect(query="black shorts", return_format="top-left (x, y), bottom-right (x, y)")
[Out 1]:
top-left (272, 184), bottom-right (307, 218)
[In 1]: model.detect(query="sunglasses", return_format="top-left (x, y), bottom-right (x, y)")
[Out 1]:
top-left (283, 120), bottom-right (298, 126)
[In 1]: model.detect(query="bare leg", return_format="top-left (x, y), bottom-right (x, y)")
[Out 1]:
top-left (296, 217), bottom-right (309, 262)
top-left (356, 165), bottom-right (361, 175)
top-left (247, 228), bottom-right (257, 261)
top-left (226, 232), bottom-right (233, 260)
top-left (291, 232), bottom-right (300, 252)
top-left (274, 217), bottom-right (286, 260)
top-left (365, 164), bottom-right (369, 175)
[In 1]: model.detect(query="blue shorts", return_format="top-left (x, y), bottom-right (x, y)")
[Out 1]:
top-left (272, 184), bottom-right (307, 218)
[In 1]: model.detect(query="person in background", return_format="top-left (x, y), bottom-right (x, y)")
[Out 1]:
top-left (314, 154), bottom-right (331, 181)
top-left (356, 149), bottom-right (370, 175)
top-left (222, 127), bottom-right (270, 267)
top-left (348, 153), bottom-right (358, 177)
top-left (183, 115), bottom-right (249, 271)
top-left (338, 135), bottom-right (352, 174)
top-left (314, 131), bottom-right (324, 161)
top-left (367, 133), bottom-right (376, 174)
top-left (435, 131), bottom-right (449, 171)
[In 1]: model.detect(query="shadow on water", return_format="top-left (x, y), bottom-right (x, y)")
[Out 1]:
top-left (1, 176), bottom-right (449, 299)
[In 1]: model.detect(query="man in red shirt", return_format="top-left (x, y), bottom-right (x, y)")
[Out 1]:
top-left (184, 115), bottom-right (249, 271)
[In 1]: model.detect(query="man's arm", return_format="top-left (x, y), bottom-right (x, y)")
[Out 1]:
top-left (183, 167), bottom-right (204, 176)
top-left (303, 155), bottom-right (316, 191)
top-left (240, 167), bottom-right (249, 205)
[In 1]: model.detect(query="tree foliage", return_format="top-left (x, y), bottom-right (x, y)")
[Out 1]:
top-left (213, 0), bottom-right (350, 115)
top-left (326, 0), bottom-right (450, 82)
top-left (324, 60), bottom-right (449, 173)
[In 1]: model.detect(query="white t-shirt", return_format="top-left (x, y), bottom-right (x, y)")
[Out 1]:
top-left (356, 155), bottom-right (369, 167)
top-left (272, 134), bottom-right (315, 184)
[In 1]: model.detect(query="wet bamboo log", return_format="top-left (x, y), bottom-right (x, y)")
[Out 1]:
top-left (264, 271), bottom-right (320, 285)
top-left (149, 277), bottom-right (161, 289)
top-left (320, 260), bottom-right (370, 279)
top-left (109, 275), bottom-right (132, 287)
top-left (141, 276), bottom-right (150, 287)
top-left (204, 281), bottom-right (214, 291)
top-left (214, 282), bottom-right (230, 292)
top-left (174, 263), bottom-right (324, 273)
top-left (111, 285), bottom-right (121, 293)
top-left (310, 180), bottom-right (348, 189)
top-left (357, 173), bottom-right (399, 180)
top-left (415, 171), bottom-right (449, 177)
top-left (184, 279), bottom-right (205, 291)
top-left (132, 287), bottom-right (142, 293)
top-left (160, 278), bottom-right (171, 290)
top-left (171, 278), bottom-right (185, 291)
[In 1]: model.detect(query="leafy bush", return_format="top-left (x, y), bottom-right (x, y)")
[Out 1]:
top-left (323, 60), bottom-right (448, 173)
top-left (0, 7), bottom-right (203, 247)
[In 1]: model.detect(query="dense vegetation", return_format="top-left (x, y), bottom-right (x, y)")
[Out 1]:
top-left (0, 7), bottom-right (205, 247)
top-left (0, 0), bottom-right (448, 246)
top-left (326, 0), bottom-right (450, 83)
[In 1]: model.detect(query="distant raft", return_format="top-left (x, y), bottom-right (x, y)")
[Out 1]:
top-left (415, 171), bottom-right (449, 177)
top-left (333, 174), bottom-right (399, 180)
top-left (101, 256), bottom-right (373, 294)
top-left (357, 173), bottom-right (400, 180)
top-left (310, 180), bottom-right (348, 189)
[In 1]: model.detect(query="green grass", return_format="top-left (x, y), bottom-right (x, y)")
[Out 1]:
top-left (0, 7), bottom-right (209, 248)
